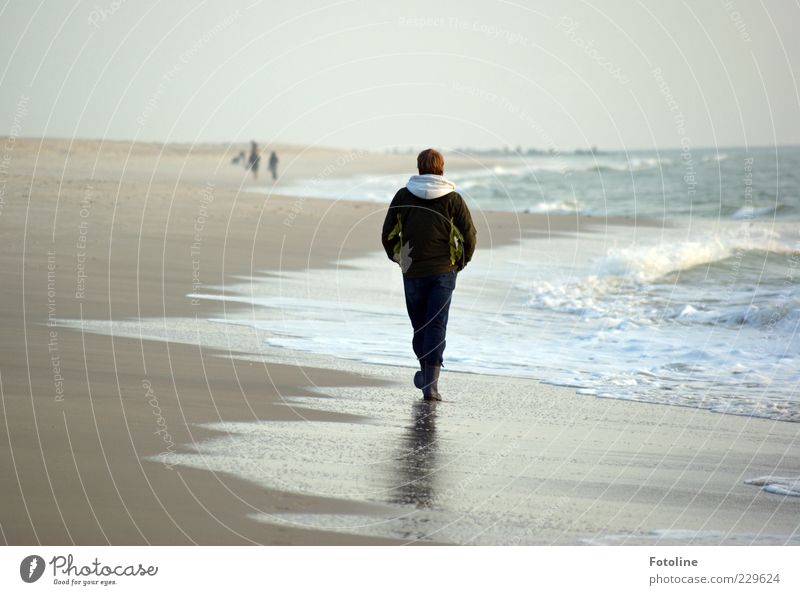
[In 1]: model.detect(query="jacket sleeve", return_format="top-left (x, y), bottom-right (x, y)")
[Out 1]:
top-left (381, 192), bottom-right (401, 262)
top-left (453, 194), bottom-right (477, 268)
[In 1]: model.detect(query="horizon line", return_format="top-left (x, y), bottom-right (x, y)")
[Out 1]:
top-left (6, 134), bottom-right (800, 154)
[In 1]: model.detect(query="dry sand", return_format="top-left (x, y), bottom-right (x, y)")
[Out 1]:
top-left (0, 138), bottom-right (797, 545)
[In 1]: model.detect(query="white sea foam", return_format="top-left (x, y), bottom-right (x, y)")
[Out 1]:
top-left (701, 153), bottom-right (730, 163)
top-left (591, 156), bottom-right (674, 172)
top-left (597, 239), bottom-right (731, 282)
top-left (523, 200), bottom-right (579, 214)
top-left (186, 218), bottom-right (797, 422)
top-left (730, 204), bottom-right (781, 220)
top-left (745, 476), bottom-right (800, 497)
top-left (190, 219), bottom-right (797, 421)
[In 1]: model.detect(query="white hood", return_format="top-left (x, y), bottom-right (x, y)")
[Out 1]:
top-left (406, 174), bottom-right (456, 199)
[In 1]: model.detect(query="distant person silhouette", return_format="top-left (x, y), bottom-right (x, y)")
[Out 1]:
top-left (268, 151), bottom-right (279, 181)
top-left (248, 141), bottom-right (261, 180)
top-left (231, 150), bottom-right (245, 166)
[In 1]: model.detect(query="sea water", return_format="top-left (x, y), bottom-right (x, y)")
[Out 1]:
top-left (268, 146), bottom-right (800, 220)
top-left (237, 146), bottom-right (800, 421)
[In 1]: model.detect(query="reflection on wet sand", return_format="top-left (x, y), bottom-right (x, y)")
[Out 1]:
top-left (390, 400), bottom-right (439, 508)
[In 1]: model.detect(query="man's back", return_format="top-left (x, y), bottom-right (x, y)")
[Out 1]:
top-left (381, 181), bottom-right (476, 278)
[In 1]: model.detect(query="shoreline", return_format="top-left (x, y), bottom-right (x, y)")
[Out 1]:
top-left (1, 138), bottom-right (798, 545)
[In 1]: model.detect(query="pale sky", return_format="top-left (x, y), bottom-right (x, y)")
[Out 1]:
top-left (1, 0), bottom-right (798, 151)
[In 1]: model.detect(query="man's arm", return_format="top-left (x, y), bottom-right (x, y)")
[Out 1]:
top-left (381, 192), bottom-right (401, 261)
top-left (454, 194), bottom-right (477, 268)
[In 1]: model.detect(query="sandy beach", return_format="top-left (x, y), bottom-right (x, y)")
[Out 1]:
top-left (1, 138), bottom-right (798, 545)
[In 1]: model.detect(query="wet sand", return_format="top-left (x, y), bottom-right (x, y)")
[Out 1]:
top-left (1, 138), bottom-right (797, 545)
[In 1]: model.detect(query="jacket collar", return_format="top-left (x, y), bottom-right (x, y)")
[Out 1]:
top-left (406, 174), bottom-right (456, 199)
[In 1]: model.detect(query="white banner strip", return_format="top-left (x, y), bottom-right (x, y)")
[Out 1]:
top-left (1, 546), bottom-right (797, 594)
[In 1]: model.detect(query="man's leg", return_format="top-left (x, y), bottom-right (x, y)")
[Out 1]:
top-left (417, 272), bottom-right (456, 400)
top-left (421, 271), bottom-right (457, 366)
top-left (403, 276), bottom-right (427, 361)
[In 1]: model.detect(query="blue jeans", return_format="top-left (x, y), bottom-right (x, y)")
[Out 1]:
top-left (402, 271), bottom-right (457, 366)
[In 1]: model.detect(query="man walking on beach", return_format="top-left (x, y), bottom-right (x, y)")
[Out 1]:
top-left (248, 141), bottom-right (260, 180)
top-left (381, 149), bottom-right (476, 401)
top-left (268, 151), bottom-right (279, 180)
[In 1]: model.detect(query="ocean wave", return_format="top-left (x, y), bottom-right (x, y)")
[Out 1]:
top-left (673, 302), bottom-right (800, 329)
top-left (595, 229), bottom-right (797, 282)
top-left (590, 157), bottom-right (674, 173)
top-left (597, 239), bottom-right (731, 282)
top-left (526, 225), bottom-right (800, 333)
top-left (522, 200), bottom-right (579, 214)
top-left (249, 147), bottom-right (800, 226)
top-left (465, 156), bottom-right (674, 178)
top-left (729, 203), bottom-right (792, 220)
top-left (701, 153), bottom-right (730, 163)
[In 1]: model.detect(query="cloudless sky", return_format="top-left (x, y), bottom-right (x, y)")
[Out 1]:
top-left (1, 0), bottom-right (798, 151)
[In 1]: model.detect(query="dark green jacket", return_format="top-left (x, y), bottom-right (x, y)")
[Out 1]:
top-left (381, 187), bottom-right (477, 278)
